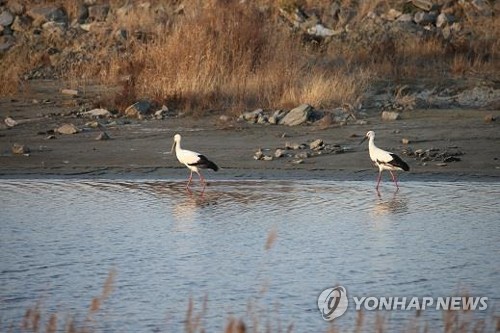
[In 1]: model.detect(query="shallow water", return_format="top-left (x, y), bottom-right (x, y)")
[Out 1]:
top-left (1, 179), bottom-right (499, 332)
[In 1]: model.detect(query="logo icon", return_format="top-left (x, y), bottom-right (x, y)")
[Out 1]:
top-left (318, 286), bottom-right (348, 321)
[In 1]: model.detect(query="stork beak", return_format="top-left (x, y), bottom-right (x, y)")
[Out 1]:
top-left (170, 141), bottom-right (176, 154)
top-left (359, 136), bottom-right (368, 145)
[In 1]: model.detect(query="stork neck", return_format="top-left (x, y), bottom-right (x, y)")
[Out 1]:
top-left (175, 140), bottom-right (181, 153)
top-left (368, 136), bottom-right (376, 151)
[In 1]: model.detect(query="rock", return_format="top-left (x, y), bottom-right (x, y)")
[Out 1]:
top-left (37, 129), bottom-right (55, 135)
top-left (11, 15), bottom-right (31, 32)
top-left (384, 9), bottom-right (402, 21)
top-left (280, 104), bottom-right (312, 126)
top-left (414, 11), bottom-right (436, 25)
top-left (402, 138), bottom-right (410, 145)
top-left (285, 142), bottom-right (305, 150)
top-left (4, 116), bottom-right (18, 127)
top-left (269, 109), bottom-right (287, 125)
top-left (471, 0), bottom-right (493, 16)
top-left (335, 146), bottom-right (346, 154)
top-left (79, 23), bottom-right (92, 32)
top-left (256, 113), bottom-right (268, 124)
top-left (154, 106), bottom-right (169, 120)
top-left (46, 135), bottom-right (56, 140)
top-left (436, 162), bottom-right (447, 167)
top-left (85, 121), bottom-right (100, 128)
top-left (315, 113), bottom-right (333, 128)
top-left (11, 143), bottom-right (29, 154)
top-left (381, 111), bottom-right (401, 121)
top-left (436, 13), bottom-right (453, 28)
top-left (240, 109), bottom-right (264, 123)
top-left (218, 115), bottom-right (230, 122)
top-left (95, 131), bottom-right (110, 140)
top-left (254, 149), bottom-right (264, 160)
top-left (484, 114), bottom-right (496, 123)
top-left (456, 87), bottom-right (500, 108)
top-left (27, 6), bottom-right (67, 26)
top-left (61, 88), bottom-right (79, 96)
top-left (397, 14), bottom-right (413, 22)
top-left (88, 4), bottom-right (110, 22)
top-left (411, 0), bottom-right (433, 11)
top-left (295, 151), bottom-right (310, 159)
top-left (41, 21), bottom-right (65, 36)
top-left (443, 156), bottom-right (460, 163)
top-left (56, 123), bottom-right (79, 134)
top-left (292, 159), bottom-right (304, 164)
top-left (254, 149), bottom-right (274, 161)
top-left (309, 139), bottom-right (324, 150)
top-left (307, 24), bottom-right (342, 37)
top-left (0, 36), bottom-right (15, 53)
top-left (274, 149), bottom-right (285, 158)
top-left (83, 108), bottom-right (112, 118)
top-left (124, 100), bottom-right (152, 119)
top-left (0, 10), bottom-right (14, 26)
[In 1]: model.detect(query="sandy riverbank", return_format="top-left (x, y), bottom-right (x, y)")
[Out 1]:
top-left (1, 82), bottom-right (499, 181)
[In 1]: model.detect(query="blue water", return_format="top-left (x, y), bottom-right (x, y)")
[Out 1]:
top-left (0, 179), bottom-right (499, 332)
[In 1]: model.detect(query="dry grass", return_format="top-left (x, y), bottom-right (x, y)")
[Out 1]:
top-left (0, 0), bottom-right (499, 112)
top-left (14, 270), bottom-right (116, 333)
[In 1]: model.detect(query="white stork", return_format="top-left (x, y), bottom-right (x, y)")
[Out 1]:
top-left (171, 134), bottom-right (219, 192)
top-left (360, 131), bottom-right (409, 190)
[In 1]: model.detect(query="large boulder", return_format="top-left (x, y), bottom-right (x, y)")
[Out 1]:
top-left (279, 104), bottom-right (313, 126)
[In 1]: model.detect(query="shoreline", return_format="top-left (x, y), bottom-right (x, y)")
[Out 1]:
top-left (1, 83), bottom-right (499, 182)
top-left (1, 167), bottom-right (499, 182)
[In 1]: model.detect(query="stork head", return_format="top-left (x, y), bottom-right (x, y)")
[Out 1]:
top-left (171, 134), bottom-right (181, 153)
top-left (359, 131), bottom-right (375, 145)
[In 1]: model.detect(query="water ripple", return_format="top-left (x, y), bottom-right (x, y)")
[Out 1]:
top-left (0, 179), bottom-right (499, 332)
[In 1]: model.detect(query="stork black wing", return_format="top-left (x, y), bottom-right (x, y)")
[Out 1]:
top-left (388, 153), bottom-right (409, 171)
top-left (189, 154), bottom-right (219, 171)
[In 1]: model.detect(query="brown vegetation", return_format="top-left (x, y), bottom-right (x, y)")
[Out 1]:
top-left (7, 272), bottom-right (497, 333)
top-left (0, 0), bottom-right (499, 114)
top-left (16, 270), bottom-right (116, 333)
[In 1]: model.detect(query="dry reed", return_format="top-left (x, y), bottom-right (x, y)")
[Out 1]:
top-left (1, 0), bottom-right (498, 112)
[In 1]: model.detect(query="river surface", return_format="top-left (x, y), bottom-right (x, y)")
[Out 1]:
top-left (1, 179), bottom-right (499, 332)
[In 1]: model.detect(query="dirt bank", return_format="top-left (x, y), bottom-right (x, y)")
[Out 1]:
top-left (1, 81), bottom-right (499, 181)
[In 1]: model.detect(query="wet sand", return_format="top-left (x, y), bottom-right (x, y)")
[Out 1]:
top-left (1, 81), bottom-right (499, 181)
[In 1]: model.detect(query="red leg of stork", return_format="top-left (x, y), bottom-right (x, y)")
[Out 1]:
top-left (389, 171), bottom-right (399, 190)
top-left (376, 171), bottom-right (382, 190)
top-left (186, 171), bottom-right (193, 192)
top-left (197, 172), bottom-right (207, 194)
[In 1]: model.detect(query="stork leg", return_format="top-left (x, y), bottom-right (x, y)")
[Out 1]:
top-left (195, 171), bottom-right (206, 195)
top-left (389, 171), bottom-right (399, 190)
top-left (376, 171), bottom-right (382, 190)
top-left (186, 171), bottom-right (193, 191)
